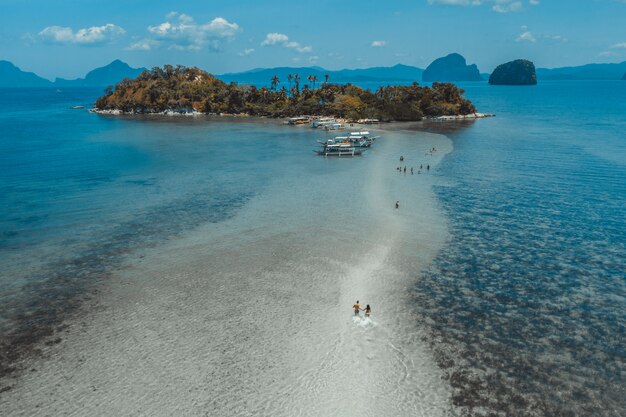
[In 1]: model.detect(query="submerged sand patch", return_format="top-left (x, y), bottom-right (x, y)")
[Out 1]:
top-left (1, 126), bottom-right (455, 417)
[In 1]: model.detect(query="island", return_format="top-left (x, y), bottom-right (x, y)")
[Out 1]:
top-left (0, 60), bottom-right (52, 87)
top-left (93, 65), bottom-right (479, 121)
top-left (489, 59), bottom-right (537, 85)
top-left (422, 53), bottom-right (483, 82)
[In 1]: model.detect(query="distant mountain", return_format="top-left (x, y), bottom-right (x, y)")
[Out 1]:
top-left (218, 64), bottom-right (424, 86)
top-left (55, 60), bottom-right (147, 87)
top-left (422, 53), bottom-right (482, 82)
top-left (489, 59), bottom-right (537, 85)
top-left (0, 60), bottom-right (52, 87)
top-left (536, 61), bottom-right (626, 80)
top-left (331, 64), bottom-right (424, 82)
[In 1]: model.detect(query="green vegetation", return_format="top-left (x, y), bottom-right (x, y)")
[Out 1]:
top-left (94, 64), bottom-right (477, 121)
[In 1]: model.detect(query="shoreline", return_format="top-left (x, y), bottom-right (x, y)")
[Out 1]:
top-left (1, 121), bottom-right (458, 415)
top-left (89, 108), bottom-right (495, 122)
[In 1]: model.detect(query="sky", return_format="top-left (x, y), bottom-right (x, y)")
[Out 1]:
top-left (1, 0), bottom-right (625, 80)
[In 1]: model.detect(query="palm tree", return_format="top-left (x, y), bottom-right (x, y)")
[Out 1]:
top-left (287, 74), bottom-right (293, 90)
top-left (311, 75), bottom-right (318, 89)
top-left (270, 75), bottom-right (279, 91)
top-left (324, 73), bottom-right (330, 85)
top-left (293, 74), bottom-right (300, 94)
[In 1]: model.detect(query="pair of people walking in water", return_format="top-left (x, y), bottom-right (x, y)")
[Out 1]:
top-left (353, 300), bottom-right (371, 317)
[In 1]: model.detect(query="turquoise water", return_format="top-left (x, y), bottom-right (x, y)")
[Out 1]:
top-left (414, 81), bottom-right (626, 416)
top-left (0, 89), bottom-right (323, 363)
top-left (0, 82), bottom-right (624, 415)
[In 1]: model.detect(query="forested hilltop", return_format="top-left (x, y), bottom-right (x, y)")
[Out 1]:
top-left (94, 65), bottom-right (477, 121)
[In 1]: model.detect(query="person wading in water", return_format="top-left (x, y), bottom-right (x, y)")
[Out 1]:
top-left (353, 301), bottom-right (361, 315)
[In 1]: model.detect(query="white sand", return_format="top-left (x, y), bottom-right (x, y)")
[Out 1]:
top-left (1, 127), bottom-right (454, 417)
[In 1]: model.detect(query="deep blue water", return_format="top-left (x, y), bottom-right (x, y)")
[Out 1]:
top-left (413, 81), bottom-right (626, 416)
top-left (0, 82), bottom-right (624, 415)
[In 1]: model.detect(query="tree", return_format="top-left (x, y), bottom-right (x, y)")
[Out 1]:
top-left (93, 64), bottom-right (476, 121)
top-left (293, 74), bottom-right (300, 95)
top-left (271, 75), bottom-right (279, 91)
top-left (324, 73), bottom-right (330, 85)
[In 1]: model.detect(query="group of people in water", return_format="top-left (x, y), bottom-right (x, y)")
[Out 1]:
top-left (395, 154), bottom-right (432, 209)
top-left (352, 300), bottom-right (371, 318)
top-left (397, 155), bottom-right (430, 176)
top-left (396, 164), bottom-right (429, 174)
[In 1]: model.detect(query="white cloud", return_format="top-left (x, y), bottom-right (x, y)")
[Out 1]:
top-left (203, 17), bottom-right (240, 37)
top-left (516, 31), bottom-right (536, 42)
top-left (328, 52), bottom-right (344, 60)
top-left (492, 1), bottom-right (522, 13)
top-left (428, 0), bottom-right (524, 13)
top-left (308, 55), bottom-right (319, 63)
top-left (125, 39), bottom-right (159, 51)
top-left (611, 42), bottom-right (626, 49)
top-left (260, 32), bottom-right (312, 53)
top-left (529, 0), bottom-right (540, 5)
top-left (144, 12), bottom-right (239, 51)
top-left (371, 40), bottom-right (387, 47)
top-left (261, 33), bottom-right (289, 46)
top-left (21, 32), bottom-right (37, 46)
top-left (514, 26), bottom-right (566, 44)
top-left (238, 48), bottom-right (255, 56)
top-left (39, 24), bottom-right (125, 45)
top-left (598, 51), bottom-right (617, 58)
top-left (295, 45), bottom-right (313, 53)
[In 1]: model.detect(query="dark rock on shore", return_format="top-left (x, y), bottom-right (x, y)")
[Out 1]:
top-left (489, 60), bottom-right (537, 85)
top-left (422, 53), bottom-right (483, 82)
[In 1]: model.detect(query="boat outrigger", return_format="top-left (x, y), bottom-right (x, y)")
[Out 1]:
top-left (314, 129), bottom-right (381, 156)
top-left (314, 143), bottom-right (362, 157)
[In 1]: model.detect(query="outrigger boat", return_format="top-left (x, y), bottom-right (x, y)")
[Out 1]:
top-left (315, 145), bottom-right (362, 157)
top-left (319, 137), bottom-right (371, 148)
top-left (311, 117), bottom-right (336, 128)
top-left (348, 130), bottom-right (380, 142)
top-left (322, 122), bottom-right (344, 131)
top-left (286, 116), bottom-right (310, 125)
top-left (314, 140), bottom-right (364, 156)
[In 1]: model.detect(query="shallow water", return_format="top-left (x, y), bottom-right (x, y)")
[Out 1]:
top-left (0, 88), bottom-right (454, 415)
top-left (413, 81), bottom-right (626, 416)
top-left (1, 82), bottom-right (624, 416)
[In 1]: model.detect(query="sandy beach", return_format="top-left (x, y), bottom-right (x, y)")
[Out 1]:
top-left (1, 123), bottom-right (455, 417)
